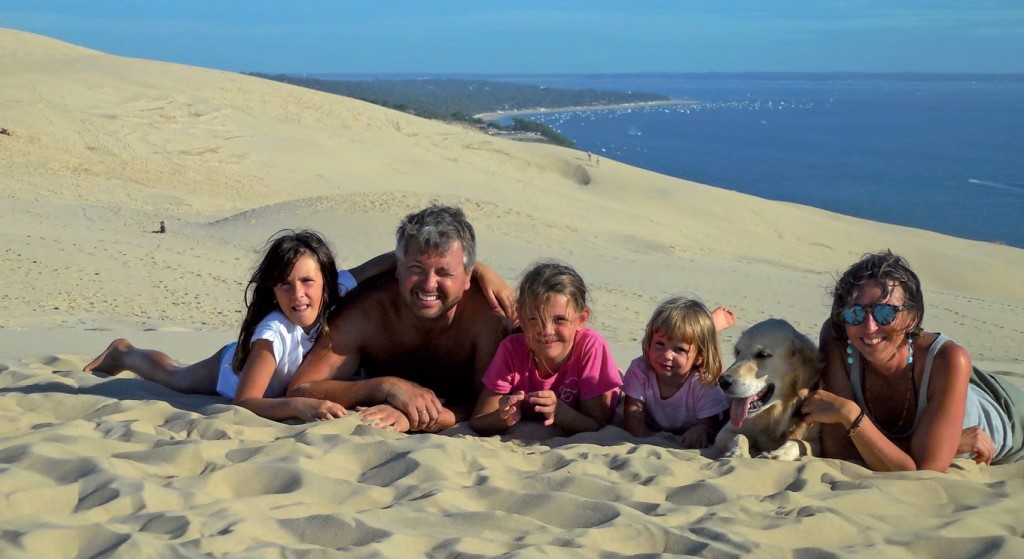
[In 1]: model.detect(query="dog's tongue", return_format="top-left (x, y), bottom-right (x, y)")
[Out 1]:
top-left (729, 396), bottom-right (756, 428)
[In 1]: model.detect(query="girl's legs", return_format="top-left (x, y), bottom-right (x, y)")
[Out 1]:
top-left (84, 338), bottom-right (222, 395)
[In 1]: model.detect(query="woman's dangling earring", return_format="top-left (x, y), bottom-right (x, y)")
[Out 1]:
top-left (906, 337), bottom-right (914, 364)
top-left (846, 339), bottom-right (854, 364)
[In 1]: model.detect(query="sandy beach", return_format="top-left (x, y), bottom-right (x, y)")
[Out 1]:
top-left (3, 28), bottom-right (1024, 557)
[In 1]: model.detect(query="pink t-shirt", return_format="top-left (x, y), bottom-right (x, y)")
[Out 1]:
top-left (622, 356), bottom-right (728, 432)
top-left (481, 328), bottom-right (622, 417)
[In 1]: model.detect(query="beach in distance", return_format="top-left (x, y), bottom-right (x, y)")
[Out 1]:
top-left (473, 99), bottom-right (696, 121)
top-left (4, 29), bottom-right (1024, 557)
top-left (478, 72), bottom-right (1024, 249)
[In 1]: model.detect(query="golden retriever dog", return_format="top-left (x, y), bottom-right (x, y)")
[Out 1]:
top-left (712, 319), bottom-right (821, 460)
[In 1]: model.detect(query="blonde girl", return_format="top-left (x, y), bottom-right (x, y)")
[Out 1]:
top-left (622, 296), bottom-right (731, 448)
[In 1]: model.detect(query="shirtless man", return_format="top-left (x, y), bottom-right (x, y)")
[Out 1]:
top-left (287, 204), bottom-right (510, 432)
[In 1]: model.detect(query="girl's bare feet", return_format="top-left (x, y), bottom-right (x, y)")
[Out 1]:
top-left (710, 307), bottom-right (738, 333)
top-left (83, 338), bottom-right (133, 374)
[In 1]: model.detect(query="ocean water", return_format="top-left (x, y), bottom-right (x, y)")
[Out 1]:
top-left (489, 74), bottom-right (1024, 249)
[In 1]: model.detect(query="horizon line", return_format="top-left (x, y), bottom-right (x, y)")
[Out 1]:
top-left (263, 70), bottom-right (1024, 80)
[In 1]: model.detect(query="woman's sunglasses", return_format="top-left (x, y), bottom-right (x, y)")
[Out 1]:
top-left (841, 304), bottom-right (906, 326)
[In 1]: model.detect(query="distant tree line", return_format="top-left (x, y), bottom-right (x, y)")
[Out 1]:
top-left (245, 74), bottom-right (668, 149)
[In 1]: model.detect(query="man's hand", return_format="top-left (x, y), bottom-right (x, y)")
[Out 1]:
top-left (383, 378), bottom-right (445, 431)
top-left (473, 262), bottom-right (515, 319)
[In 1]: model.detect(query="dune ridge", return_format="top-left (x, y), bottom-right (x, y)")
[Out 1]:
top-left (2, 28), bottom-right (1024, 557)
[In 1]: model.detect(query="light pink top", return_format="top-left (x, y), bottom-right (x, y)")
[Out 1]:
top-left (622, 356), bottom-right (728, 432)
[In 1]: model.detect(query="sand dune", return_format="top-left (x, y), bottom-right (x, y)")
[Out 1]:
top-left (2, 28), bottom-right (1024, 557)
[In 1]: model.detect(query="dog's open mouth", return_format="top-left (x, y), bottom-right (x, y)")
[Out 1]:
top-left (727, 383), bottom-right (775, 428)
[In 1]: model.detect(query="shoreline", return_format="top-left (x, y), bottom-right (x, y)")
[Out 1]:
top-left (474, 99), bottom-right (696, 121)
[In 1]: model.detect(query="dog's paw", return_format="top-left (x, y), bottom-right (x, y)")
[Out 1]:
top-left (723, 445), bottom-right (751, 459)
top-left (760, 440), bottom-right (803, 461)
top-left (714, 434), bottom-right (753, 459)
top-left (721, 435), bottom-right (751, 459)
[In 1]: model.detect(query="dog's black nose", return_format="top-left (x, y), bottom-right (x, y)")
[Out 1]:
top-left (719, 376), bottom-right (732, 391)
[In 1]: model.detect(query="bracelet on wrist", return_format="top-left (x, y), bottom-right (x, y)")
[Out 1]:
top-left (848, 409), bottom-right (866, 437)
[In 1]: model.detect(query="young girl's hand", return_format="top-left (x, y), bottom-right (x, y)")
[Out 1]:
top-left (680, 424), bottom-right (710, 449)
top-left (295, 398), bottom-right (348, 422)
top-left (358, 405), bottom-right (412, 432)
top-left (527, 390), bottom-right (559, 426)
top-left (498, 391), bottom-right (526, 426)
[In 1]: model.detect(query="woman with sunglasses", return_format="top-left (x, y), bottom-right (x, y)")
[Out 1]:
top-left (801, 250), bottom-right (1024, 471)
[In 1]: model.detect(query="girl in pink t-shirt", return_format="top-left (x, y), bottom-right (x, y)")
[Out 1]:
top-left (622, 297), bottom-right (733, 448)
top-left (470, 262), bottom-right (622, 436)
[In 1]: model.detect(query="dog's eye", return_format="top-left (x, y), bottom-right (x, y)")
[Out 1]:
top-left (754, 350), bottom-right (772, 360)
top-left (734, 347), bottom-right (740, 357)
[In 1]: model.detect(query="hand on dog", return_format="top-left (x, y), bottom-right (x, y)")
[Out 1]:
top-left (497, 391), bottom-right (526, 426)
top-left (959, 425), bottom-right (995, 465)
top-left (528, 390), bottom-right (558, 426)
top-left (799, 388), bottom-right (858, 427)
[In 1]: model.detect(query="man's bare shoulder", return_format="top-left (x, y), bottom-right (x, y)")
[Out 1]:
top-left (456, 282), bottom-right (513, 335)
top-left (328, 274), bottom-right (401, 331)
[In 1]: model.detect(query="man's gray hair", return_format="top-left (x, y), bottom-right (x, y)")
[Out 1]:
top-left (395, 204), bottom-right (476, 271)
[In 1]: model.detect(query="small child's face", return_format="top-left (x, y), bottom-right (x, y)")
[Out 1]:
top-left (273, 253), bottom-right (324, 333)
top-left (647, 330), bottom-right (702, 379)
top-left (522, 294), bottom-right (588, 373)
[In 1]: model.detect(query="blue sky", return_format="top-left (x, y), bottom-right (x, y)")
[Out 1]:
top-left (4, 1), bottom-right (1023, 74)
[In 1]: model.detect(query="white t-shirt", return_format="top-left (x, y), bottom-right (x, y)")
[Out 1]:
top-left (216, 310), bottom-right (316, 399)
top-left (215, 269), bottom-right (359, 399)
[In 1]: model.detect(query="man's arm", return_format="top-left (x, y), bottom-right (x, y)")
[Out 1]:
top-left (286, 313), bottom-right (390, 408)
top-left (347, 251), bottom-right (397, 284)
top-left (471, 262), bottom-right (515, 319)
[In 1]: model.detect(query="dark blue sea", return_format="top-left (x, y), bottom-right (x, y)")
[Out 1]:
top-left (485, 74), bottom-right (1024, 249)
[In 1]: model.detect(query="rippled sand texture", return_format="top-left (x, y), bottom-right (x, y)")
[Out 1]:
top-left (3, 29), bottom-right (1024, 557)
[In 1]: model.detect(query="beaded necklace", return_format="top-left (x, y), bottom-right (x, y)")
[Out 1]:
top-left (861, 357), bottom-right (917, 439)
top-left (848, 339), bottom-right (917, 439)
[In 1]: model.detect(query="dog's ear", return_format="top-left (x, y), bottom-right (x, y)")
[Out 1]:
top-left (789, 333), bottom-right (823, 386)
